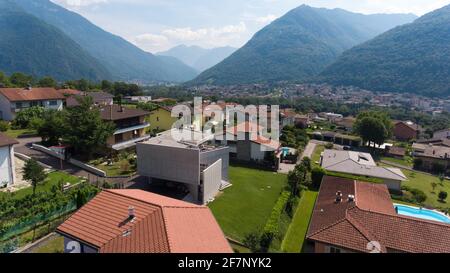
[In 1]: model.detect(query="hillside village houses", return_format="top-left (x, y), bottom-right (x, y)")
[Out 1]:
top-left (0, 133), bottom-right (18, 188)
top-left (0, 87), bottom-right (81, 120)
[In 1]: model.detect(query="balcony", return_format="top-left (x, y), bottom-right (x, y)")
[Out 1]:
top-left (111, 135), bottom-right (151, 151)
top-left (113, 123), bottom-right (150, 135)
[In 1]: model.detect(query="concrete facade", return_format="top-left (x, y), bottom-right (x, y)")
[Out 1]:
top-left (136, 130), bottom-right (229, 204)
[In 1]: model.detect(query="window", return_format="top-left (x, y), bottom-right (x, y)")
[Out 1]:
top-left (49, 100), bottom-right (58, 106)
top-left (329, 247), bottom-right (342, 254)
top-left (156, 117), bottom-right (160, 122)
top-left (16, 102), bottom-right (23, 109)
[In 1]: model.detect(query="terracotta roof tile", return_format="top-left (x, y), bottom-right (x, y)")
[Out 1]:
top-left (307, 176), bottom-right (450, 253)
top-left (99, 105), bottom-right (149, 121)
top-left (0, 133), bottom-right (18, 148)
top-left (57, 190), bottom-right (232, 253)
top-left (0, 88), bottom-right (68, 102)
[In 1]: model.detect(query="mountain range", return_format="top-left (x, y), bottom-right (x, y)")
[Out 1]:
top-left (318, 4), bottom-right (450, 97)
top-left (157, 45), bottom-right (237, 72)
top-left (1, 0), bottom-right (198, 83)
top-left (0, 0), bottom-right (111, 81)
top-left (189, 5), bottom-right (417, 86)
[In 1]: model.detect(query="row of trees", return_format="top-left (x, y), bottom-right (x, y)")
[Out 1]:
top-left (354, 111), bottom-right (393, 147)
top-left (0, 71), bottom-right (143, 97)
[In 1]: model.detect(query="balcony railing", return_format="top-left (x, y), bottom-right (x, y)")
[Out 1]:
top-left (111, 135), bottom-right (151, 150)
top-left (113, 123), bottom-right (150, 135)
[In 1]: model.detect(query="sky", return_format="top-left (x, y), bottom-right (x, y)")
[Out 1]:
top-left (51, 0), bottom-right (450, 53)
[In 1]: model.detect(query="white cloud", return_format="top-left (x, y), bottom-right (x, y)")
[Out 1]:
top-left (135, 22), bottom-right (247, 52)
top-left (254, 14), bottom-right (278, 24)
top-left (52, 0), bottom-right (108, 7)
top-left (133, 33), bottom-right (170, 52)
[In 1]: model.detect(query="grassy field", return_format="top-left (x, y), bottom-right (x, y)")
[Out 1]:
top-left (4, 129), bottom-right (37, 138)
top-left (401, 169), bottom-right (450, 209)
top-left (0, 171), bottom-right (82, 200)
top-left (31, 235), bottom-right (64, 253)
top-left (311, 145), bottom-right (325, 167)
top-left (381, 156), bottom-right (413, 168)
top-left (281, 191), bottom-right (318, 253)
top-left (209, 166), bottom-right (288, 242)
top-left (90, 159), bottom-right (135, 177)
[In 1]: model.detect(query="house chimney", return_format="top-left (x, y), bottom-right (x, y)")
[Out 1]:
top-left (128, 206), bottom-right (135, 219)
top-left (335, 191), bottom-right (343, 203)
top-left (348, 195), bottom-right (355, 203)
top-left (26, 84), bottom-right (32, 91)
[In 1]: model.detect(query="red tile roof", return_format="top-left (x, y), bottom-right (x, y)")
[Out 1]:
top-left (226, 121), bottom-right (281, 151)
top-left (57, 190), bottom-right (232, 253)
top-left (0, 133), bottom-right (19, 147)
top-left (99, 105), bottom-right (149, 121)
top-left (307, 176), bottom-right (450, 253)
top-left (0, 88), bottom-right (71, 102)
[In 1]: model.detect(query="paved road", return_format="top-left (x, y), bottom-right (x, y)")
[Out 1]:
top-left (278, 141), bottom-right (317, 174)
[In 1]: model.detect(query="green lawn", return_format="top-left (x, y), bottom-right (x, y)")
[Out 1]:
top-left (90, 159), bottom-right (135, 177)
top-left (209, 166), bottom-right (288, 242)
top-left (381, 156), bottom-right (413, 168)
top-left (281, 191), bottom-right (318, 253)
top-left (311, 145), bottom-right (325, 166)
top-left (1, 171), bottom-right (83, 200)
top-left (401, 169), bottom-right (450, 209)
top-left (4, 129), bottom-right (37, 138)
top-left (32, 235), bottom-right (64, 253)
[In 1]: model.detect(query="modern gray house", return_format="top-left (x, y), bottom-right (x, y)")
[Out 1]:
top-left (136, 129), bottom-right (230, 205)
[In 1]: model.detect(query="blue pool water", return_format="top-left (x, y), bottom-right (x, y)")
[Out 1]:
top-left (282, 147), bottom-right (290, 157)
top-left (394, 204), bottom-right (450, 224)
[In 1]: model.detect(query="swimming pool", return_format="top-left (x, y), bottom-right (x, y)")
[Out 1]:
top-left (281, 147), bottom-right (290, 157)
top-left (394, 204), bottom-right (450, 224)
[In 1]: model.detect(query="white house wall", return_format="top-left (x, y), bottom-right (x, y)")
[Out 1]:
top-left (0, 146), bottom-right (14, 186)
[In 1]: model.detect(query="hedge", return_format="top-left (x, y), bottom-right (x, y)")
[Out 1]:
top-left (261, 191), bottom-right (291, 247)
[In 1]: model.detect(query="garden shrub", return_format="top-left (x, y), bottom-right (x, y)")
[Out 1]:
top-left (261, 191), bottom-right (291, 248)
top-left (0, 121), bottom-right (9, 132)
top-left (311, 167), bottom-right (326, 188)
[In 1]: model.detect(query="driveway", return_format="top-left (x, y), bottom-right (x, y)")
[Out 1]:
top-left (14, 137), bottom-right (131, 185)
top-left (278, 141), bottom-right (317, 174)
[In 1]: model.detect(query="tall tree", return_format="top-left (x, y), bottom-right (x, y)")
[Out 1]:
top-left (38, 76), bottom-right (57, 87)
top-left (62, 96), bottom-right (115, 159)
top-left (354, 111), bottom-right (393, 146)
top-left (9, 72), bottom-right (33, 87)
top-left (23, 159), bottom-right (47, 195)
top-left (35, 110), bottom-right (65, 146)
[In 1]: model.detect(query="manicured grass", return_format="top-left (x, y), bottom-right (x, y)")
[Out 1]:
top-left (91, 159), bottom-right (135, 177)
top-left (4, 129), bottom-right (36, 138)
top-left (32, 235), bottom-right (64, 253)
top-left (401, 169), bottom-right (450, 209)
top-left (209, 166), bottom-right (288, 242)
top-left (281, 191), bottom-right (318, 253)
top-left (229, 242), bottom-right (251, 254)
top-left (381, 156), bottom-right (413, 168)
top-left (1, 171), bottom-right (82, 200)
top-left (311, 145), bottom-right (324, 166)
